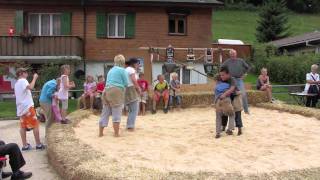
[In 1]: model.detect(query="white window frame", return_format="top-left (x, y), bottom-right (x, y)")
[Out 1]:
top-left (107, 13), bottom-right (126, 38)
top-left (28, 13), bottom-right (61, 36)
top-left (179, 67), bottom-right (191, 84)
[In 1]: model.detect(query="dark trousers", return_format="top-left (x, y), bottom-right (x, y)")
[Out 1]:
top-left (306, 96), bottom-right (318, 107)
top-left (222, 111), bottom-right (243, 128)
top-left (0, 141), bottom-right (26, 172)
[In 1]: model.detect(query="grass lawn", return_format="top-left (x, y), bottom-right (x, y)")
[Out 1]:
top-left (212, 10), bottom-right (320, 44)
top-left (0, 99), bottom-right (78, 119)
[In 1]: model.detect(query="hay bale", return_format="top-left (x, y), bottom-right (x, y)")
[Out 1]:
top-left (256, 103), bottom-right (320, 120)
top-left (247, 90), bottom-right (269, 104)
top-left (78, 97), bottom-right (102, 110)
top-left (47, 109), bottom-right (320, 180)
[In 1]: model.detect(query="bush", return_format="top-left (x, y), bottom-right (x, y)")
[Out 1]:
top-left (251, 45), bottom-right (320, 84)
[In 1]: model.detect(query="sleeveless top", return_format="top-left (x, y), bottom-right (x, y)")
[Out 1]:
top-left (58, 75), bottom-right (69, 100)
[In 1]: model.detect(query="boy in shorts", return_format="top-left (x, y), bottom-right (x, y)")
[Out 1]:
top-left (14, 68), bottom-right (45, 151)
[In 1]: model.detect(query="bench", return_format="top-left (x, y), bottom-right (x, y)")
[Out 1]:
top-left (289, 92), bottom-right (318, 105)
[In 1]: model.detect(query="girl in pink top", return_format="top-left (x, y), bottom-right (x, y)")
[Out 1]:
top-left (57, 65), bottom-right (75, 124)
top-left (80, 75), bottom-right (97, 110)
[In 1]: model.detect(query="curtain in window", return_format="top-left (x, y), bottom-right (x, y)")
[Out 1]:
top-left (41, 14), bottom-right (50, 35)
top-left (118, 15), bottom-right (125, 37)
top-left (52, 14), bottom-right (61, 35)
top-left (182, 68), bottom-right (190, 84)
top-left (108, 15), bottom-right (116, 37)
top-left (29, 14), bottom-right (39, 35)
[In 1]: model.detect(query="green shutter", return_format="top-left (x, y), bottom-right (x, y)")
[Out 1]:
top-left (61, 12), bottom-right (72, 35)
top-left (125, 12), bottom-right (136, 38)
top-left (96, 12), bottom-right (107, 38)
top-left (15, 10), bottom-right (24, 35)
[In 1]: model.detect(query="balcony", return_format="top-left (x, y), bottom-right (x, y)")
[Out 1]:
top-left (0, 36), bottom-right (83, 62)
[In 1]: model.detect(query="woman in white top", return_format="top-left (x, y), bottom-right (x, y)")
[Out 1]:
top-left (305, 64), bottom-right (320, 107)
top-left (125, 58), bottom-right (141, 131)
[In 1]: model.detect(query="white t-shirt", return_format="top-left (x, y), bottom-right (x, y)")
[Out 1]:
top-left (14, 78), bottom-right (34, 116)
top-left (304, 72), bottom-right (320, 92)
top-left (126, 67), bottom-right (138, 87)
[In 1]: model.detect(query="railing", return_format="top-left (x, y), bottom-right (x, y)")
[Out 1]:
top-left (270, 84), bottom-right (305, 104)
top-left (0, 36), bottom-right (83, 57)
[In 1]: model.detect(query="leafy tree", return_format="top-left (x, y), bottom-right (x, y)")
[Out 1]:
top-left (256, 0), bottom-right (290, 43)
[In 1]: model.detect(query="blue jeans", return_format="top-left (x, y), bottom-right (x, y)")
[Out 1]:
top-left (235, 78), bottom-right (249, 113)
top-left (169, 95), bottom-right (182, 106)
top-left (127, 100), bottom-right (139, 129)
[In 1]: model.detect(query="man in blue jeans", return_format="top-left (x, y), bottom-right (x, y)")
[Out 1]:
top-left (221, 49), bottom-right (250, 114)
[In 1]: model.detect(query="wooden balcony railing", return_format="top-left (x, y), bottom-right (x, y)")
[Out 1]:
top-left (0, 36), bottom-right (83, 57)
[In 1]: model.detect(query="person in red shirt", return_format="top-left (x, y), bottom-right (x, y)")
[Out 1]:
top-left (96, 75), bottom-right (105, 95)
top-left (137, 73), bottom-right (149, 115)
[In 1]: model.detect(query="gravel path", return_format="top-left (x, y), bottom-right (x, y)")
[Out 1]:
top-left (0, 120), bottom-right (60, 180)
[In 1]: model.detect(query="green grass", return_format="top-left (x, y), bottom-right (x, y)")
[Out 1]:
top-left (0, 99), bottom-right (78, 119)
top-left (212, 10), bottom-right (320, 44)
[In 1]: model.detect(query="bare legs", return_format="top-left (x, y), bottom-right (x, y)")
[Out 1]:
top-left (20, 127), bottom-right (41, 147)
top-left (261, 85), bottom-right (273, 102)
top-left (99, 123), bottom-right (120, 137)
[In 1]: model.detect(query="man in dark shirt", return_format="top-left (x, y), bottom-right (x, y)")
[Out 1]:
top-left (0, 140), bottom-right (32, 179)
top-left (222, 49), bottom-right (250, 114)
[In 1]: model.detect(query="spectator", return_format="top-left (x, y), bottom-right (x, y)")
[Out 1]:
top-left (39, 78), bottom-right (58, 128)
top-left (0, 140), bottom-right (32, 179)
top-left (137, 73), bottom-right (149, 115)
top-left (257, 68), bottom-right (273, 103)
top-left (222, 49), bottom-right (250, 114)
top-left (305, 64), bottom-right (320, 107)
top-left (96, 75), bottom-right (105, 95)
top-left (57, 65), bottom-right (75, 124)
top-left (169, 72), bottom-right (182, 110)
top-left (80, 75), bottom-right (97, 110)
top-left (152, 75), bottom-right (170, 114)
top-left (14, 68), bottom-right (46, 151)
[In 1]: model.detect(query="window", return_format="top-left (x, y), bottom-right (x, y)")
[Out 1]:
top-left (168, 14), bottom-right (187, 35)
top-left (28, 13), bottom-right (61, 36)
top-left (108, 14), bottom-right (126, 38)
top-left (104, 65), bottom-right (113, 78)
top-left (161, 66), bottom-right (191, 84)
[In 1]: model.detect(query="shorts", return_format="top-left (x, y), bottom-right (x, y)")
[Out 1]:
top-left (60, 99), bottom-right (68, 110)
top-left (99, 105), bottom-right (123, 127)
top-left (154, 90), bottom-right (169, 102)
top-left (139, 91), bottom-right (148, 104)
top-left (20, 107), bottom-right (39, 129)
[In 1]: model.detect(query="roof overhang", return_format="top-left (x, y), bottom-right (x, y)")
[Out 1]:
top-left (0, 0), bottom-right (223, 7)
top-left (0, 56), bottom-right (82, 63)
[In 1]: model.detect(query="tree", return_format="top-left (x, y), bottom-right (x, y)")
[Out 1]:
top-left (256, 0), bottom-right (290, 43)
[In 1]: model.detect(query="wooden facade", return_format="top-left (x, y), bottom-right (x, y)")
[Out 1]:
top-left (0, 0), bottom-right (223, 85)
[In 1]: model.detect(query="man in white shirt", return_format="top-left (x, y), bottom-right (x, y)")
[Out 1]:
top-left (14, 68), bottom-right (45, 151)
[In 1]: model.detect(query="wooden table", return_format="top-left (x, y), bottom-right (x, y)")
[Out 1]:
top-left (289, 92), bottom-right (318, 105)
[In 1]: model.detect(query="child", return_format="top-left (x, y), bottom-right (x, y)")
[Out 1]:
top-left (214, 66), bottom-right (236, 139)
top-left (169, 72), bottom-right (182, 110)
top-left (137, 73), bottom-right (149, 115)
top-left (80, 75), bottom-right (97, 110)
top-left (257, 68), bottom-right (273, 103)
top-left (96, 75), bottom-right (105, 96)
top-left (14, 68), bottom-right (46, 151)
top-left (152, 74), bottom-right (170, 114)
top-left (58, 65), bottom-right (75, 124)
top-left (52, 79), bottom-right (62, 123)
